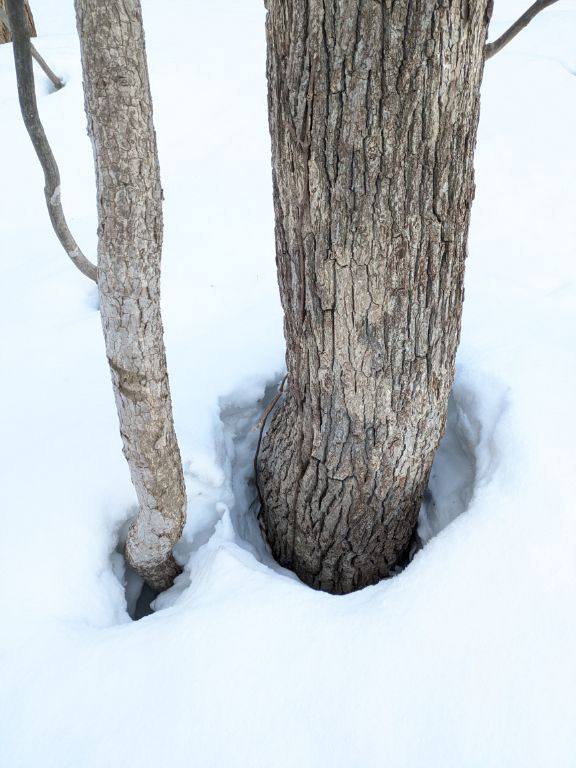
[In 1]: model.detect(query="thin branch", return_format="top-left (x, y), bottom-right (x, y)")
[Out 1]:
top-left (30, 43), bottom-right (64, 90)
top-left (5, 0), bottom-right (97, 281)
top-left (253, 375), bottom-right (288, 511)
top-left (485, 0), bottom-right (560, 60)
top-left (0, 9), bottom-right (63, 90)
top-left (254, 375), bottom-right (288, 432)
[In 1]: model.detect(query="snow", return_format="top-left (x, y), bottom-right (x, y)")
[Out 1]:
top-left (0, 1), bottom-right (575, 766)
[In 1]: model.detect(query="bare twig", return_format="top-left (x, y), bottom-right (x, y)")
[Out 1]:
top-left (254, 375), bottom-right (288, 432)
top-left (485, 0), bottom-right (560, 60)
top-left (253, 375), bottom-right (288, 510)
top-left (29, 43), bottom-right (64, 90)
top-left (0, 9), bottom-right (63, 89)
top-left (5, 0), bottom-right (96, 281)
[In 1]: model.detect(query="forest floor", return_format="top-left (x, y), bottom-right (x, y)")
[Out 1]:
top-left (0, 1), bottom-right (575, 766)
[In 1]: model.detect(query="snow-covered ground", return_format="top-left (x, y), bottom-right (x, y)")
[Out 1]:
top-left (1, 2), bottom-right (575, 766)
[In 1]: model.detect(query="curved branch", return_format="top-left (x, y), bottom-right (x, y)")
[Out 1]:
top-left (253, 375), bottom-right (287, 512)
top-left (485, 0), bottom-right (560, 60)
top-left (0, 9), bottom-right (63, 89)
top-left (5, 0), bottom-right (96, 281)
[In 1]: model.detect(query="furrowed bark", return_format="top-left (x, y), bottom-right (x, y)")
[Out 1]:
top-left (75, 0), bottom-right (186, 591)
top-left (258, 0), bottom-right (492, 594)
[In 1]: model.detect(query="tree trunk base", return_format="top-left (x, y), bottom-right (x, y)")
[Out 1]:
top-left (125, 523), bottom-right (182, 593)
top-left (258, 393), bottom-right (429, 595)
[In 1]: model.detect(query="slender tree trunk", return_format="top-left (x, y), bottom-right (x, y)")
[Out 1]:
top-left (75, 0), bottom-right (186, 591)
top-left (0, 0), bottom-right (35, 44)
top-left (258, 0), bottom-right (492, 594)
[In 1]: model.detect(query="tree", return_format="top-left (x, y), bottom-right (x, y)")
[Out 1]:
top-left (74, 0), bottom-right (186, 591)
top-left (257, 0), bottom-right (553, 594)
top-left (7, 0), bottom-right (186, 591)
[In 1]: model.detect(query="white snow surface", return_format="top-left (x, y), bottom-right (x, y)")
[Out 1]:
top-left (1, 2), bottom-right (575, 766)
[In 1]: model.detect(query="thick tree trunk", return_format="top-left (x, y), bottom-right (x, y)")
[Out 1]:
top-left (258, 0), bottom-right (491, 593)
top-left (0, 0), bottom-right (35, 44)
top-left (75, 0), bottom-right (186, 591)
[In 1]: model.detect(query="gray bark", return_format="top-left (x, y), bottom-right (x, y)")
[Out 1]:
top-left (75, 0), bottom-right (186, 591)
top-left (258, 0), bottom-right (492, 594)
top-left (0, 0), bottom-right (35, 44)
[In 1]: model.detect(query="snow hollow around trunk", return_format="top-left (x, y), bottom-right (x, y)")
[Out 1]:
top-left (148, 363), bottom-right (509, 616)
top-left (217, 371), bottom-right (497, 579)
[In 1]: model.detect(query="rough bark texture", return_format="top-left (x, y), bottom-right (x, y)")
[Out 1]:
top-left (0, 0), bottom-right (35, 43)
top-left (258, 0), bottom-right (492, 594)
top-left (75, 0), bottom-right (186, 591)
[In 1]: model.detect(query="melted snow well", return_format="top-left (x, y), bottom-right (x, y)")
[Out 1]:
top-left (123, 368), bottom-right (499, 620)
top-left (221, 375), bottom-right (485, 562)
top-left (221, 373), bottom-right (496, 573)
